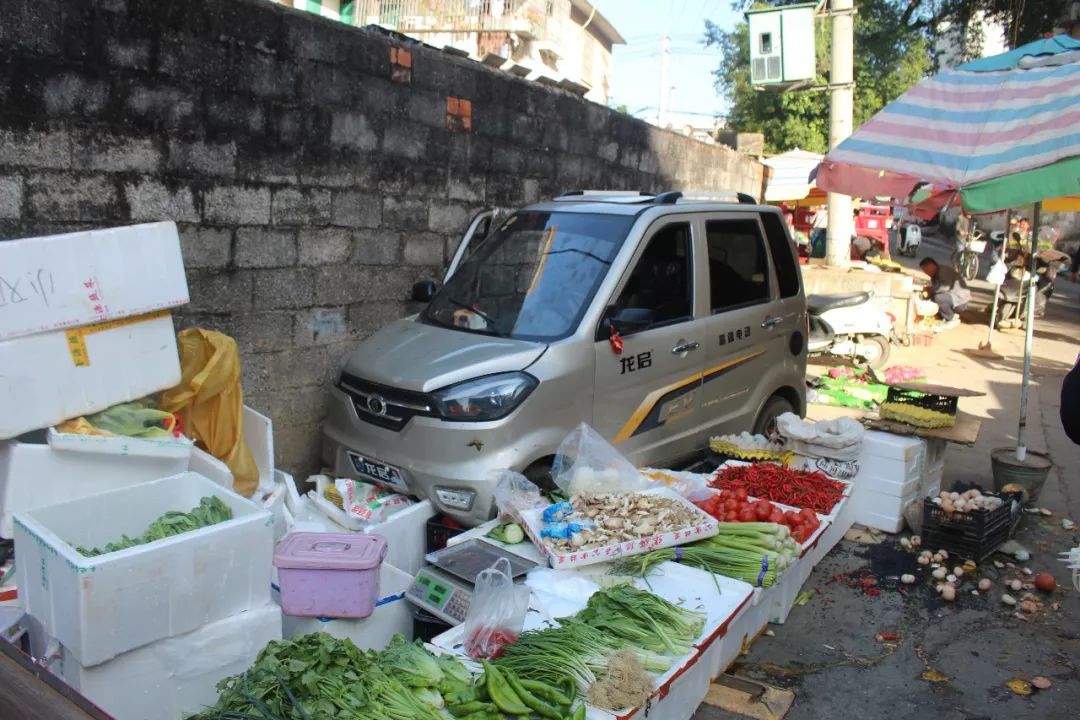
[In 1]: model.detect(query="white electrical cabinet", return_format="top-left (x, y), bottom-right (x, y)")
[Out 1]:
top-left (748, 3), bottom-right (817, 87)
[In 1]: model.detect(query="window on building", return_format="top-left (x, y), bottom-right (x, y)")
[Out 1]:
top-left (706, 219), bottom-right (771, 312)
top-left (759, 32), bottom-right (772, 54)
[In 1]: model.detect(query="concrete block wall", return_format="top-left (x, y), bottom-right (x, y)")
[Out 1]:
top-left (0, 0), bottom-right (765, 476)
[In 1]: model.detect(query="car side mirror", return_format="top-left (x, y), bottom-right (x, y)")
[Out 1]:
top-left (606, 307), bottom-right (655, 334)
top-left (411, 280), bottom-right (437, 303)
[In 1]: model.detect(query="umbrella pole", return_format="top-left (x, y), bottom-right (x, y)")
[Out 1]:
top-left (1016, 201), bottom-right (1042, 462)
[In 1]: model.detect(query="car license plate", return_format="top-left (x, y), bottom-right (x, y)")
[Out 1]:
top-left (347, 452), bottom-right (408, 492)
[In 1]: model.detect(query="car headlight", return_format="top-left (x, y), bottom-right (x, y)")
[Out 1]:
top-left (432, 372), bottom-right (538, 421)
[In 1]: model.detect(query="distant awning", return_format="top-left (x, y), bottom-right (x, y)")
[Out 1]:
top-left (762, 149), bottom-right (823, 202)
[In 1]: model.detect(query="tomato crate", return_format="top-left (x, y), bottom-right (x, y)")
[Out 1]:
top-left (920, 493), bottom-right (1022, 561)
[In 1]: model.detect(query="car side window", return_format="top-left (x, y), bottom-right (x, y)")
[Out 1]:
top-left (706, 219), bottom-right (771, 312)
top-left (760, 212), bottom-right (802, 298)
top-left (613, 222), bottom-right (693, 329)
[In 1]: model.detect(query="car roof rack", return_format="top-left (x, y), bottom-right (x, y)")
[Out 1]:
top-left (553, 190), bottom-right (655, 204)
top-left (653, 191), bottom-right (758, 205)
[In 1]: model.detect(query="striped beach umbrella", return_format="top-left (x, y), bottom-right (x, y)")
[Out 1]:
top-left (815, 34), bottom-right (1080, 216)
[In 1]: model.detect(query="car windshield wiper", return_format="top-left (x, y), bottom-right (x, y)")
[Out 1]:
top-left (446, 297), bottom-right (505, 337)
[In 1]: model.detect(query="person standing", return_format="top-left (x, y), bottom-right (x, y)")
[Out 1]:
top-left (1062, 353), bottom-right (1080, 444)
top-left (919, 257), bottom-right (972, 331)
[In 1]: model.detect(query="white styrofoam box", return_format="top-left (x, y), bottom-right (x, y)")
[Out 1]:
top-left (370, 500), bottom-right (435, 575)
top-left (243, 406), bottom-right (275, 493)
top-left (263, 471), bottom-right (291, 542)
top-left (188, 445), bottom-right (233, 488)
top-left (0, 311), bottom-right (182, 440)
top-left (854, 430), bottom-right (924, 485)
top-left (186, 406), bottom-right (275, 497)
top-left (925, 438), bottom-right (948, 470)
top-left (768, 552), bottom-right (815, 624)
top-left (49, 603), bottom-right (280, 720)
top-left (276, 562), bottom-right (413, 651)
top-left (14, 471), bottom-right (273, 666)
top-left (0, 431), bottom-right (189, 538)
top-left (0, 221), bottom-right (188, 342)
top-left (47, 427), bottom-right (194, 460)
top-left (853, 474), bottom-right (942, 534)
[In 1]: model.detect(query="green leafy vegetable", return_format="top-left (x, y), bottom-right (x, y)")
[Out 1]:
top-left (573, 585), bottom-right (705, 656)
top-left (379, 635), bottom-right (444, 688)
top-left (76, 496), bottom-right (232, 557)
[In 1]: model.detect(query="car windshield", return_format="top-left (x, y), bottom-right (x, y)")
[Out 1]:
top-left (422, 211), bottom-right (635, 342)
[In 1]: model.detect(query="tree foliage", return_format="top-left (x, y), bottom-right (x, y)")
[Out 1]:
top-left (707, 0), bottom-right (931, 154)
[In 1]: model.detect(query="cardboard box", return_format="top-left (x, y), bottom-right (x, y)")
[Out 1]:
top-left (14, 471), bottom-right (273, 666)
top-left (0, 431), bottom-right (189, 538)
top-left (0, 311), bottom-right (182, 439)
top-left (0, 221), bottom-right (188, 341)
top-left (50, 604), bottom-right (281, 720)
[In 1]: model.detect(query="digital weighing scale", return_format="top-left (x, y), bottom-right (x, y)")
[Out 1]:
top-left (406, 538), bottom-right (537, 624)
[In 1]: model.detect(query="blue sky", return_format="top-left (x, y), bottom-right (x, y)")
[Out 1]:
top-left (591, 0), bottom-right (740, 122)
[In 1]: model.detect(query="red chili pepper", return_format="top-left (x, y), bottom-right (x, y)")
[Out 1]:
top-left (710, 463), bottom-right (845, 514)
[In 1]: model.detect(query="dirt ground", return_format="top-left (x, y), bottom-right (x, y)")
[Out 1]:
top-left (695, 231), bottom-right (1080, 720)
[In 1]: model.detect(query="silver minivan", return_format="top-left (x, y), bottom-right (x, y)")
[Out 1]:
top-left (321, 191), bottom-right (807, 525)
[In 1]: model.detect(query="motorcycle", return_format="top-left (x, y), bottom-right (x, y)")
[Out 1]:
top-left (896, 221), bottom-right (922, 257)
top-left (994, 248), bottom-right (1071, 329)
top-left (807, 291), bottom-right (901, 369)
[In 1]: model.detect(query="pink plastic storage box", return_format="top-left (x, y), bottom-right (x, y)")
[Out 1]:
top-left (273, 532), bottom-right (387, 618)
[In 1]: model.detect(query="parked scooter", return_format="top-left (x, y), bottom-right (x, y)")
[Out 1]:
top-left (807, 291), bottom-right (900, 368)
top-left (897, 221), bottom-right (922, 257)
top-left (994, 248), bottom-right (1071, 329)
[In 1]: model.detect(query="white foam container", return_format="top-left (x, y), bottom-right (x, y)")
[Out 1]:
top-left (276, 561), bottom-right (414, 651)
top-left (0, 432), bottom-right (189, 538)
top-left (853, 474), bottom-right (942, 534)
top-left (188, 406), bottom-right (276, 497)
top-left (48, 603), bottom-right (281, 720)
top-left (14, 471), bottom-right (273, 666)
top-left (0, 221), bottom-right (189, 342)
top-left (47, 427), bottom-right (194, 460)
top-left (0, 311), bottom-right (182, 440)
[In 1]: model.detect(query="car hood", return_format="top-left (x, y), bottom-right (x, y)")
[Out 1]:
top-left (341, 318), bottom-right (547, 392)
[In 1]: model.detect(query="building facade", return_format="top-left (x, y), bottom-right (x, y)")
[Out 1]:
top-left (269, 0), bottom-right (624, 104)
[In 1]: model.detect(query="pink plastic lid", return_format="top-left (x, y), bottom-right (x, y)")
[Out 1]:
top-left (273, 532), bottom-right (387, 571)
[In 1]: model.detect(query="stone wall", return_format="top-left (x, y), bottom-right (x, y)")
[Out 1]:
top-left (0, 0), bottom-right (764, 475)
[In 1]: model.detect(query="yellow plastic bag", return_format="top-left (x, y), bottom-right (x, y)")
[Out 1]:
top-left (160, 329), bottom-right (259, 497)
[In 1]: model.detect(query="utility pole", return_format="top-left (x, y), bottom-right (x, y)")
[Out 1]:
top-left (658, 34), bottom-right (671, 128)
top-left (825, 0), bottom-right (855, 267)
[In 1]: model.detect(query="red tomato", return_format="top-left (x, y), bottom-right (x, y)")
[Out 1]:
top-left (734, 488), bottom-right (749, 502)
top-left (783, 511), bottom-right (800, 527)
top-left (799, 507), bottom-right (817, 520)
top-left (768, 509), bottom-right (784, 524)
top-left (754, 501), bottom-right (772, 521)
top-left (724, 499), bottom-right (739, 512)
top-left (724, 511), bottom-right (738, 522)
top-left (792, 527), bottom-right (809, 544)
top-left (738, 508), bottom-right (756, 523)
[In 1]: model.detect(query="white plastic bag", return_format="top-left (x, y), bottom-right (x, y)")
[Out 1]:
top-left (335, 477), bottom-right (413, 524)
top-left (551, 423), bottom-right (648, 495)
top-left (986, 259), bottom-right (1008, 286)
top-left (776, 412), bottom-right (864, 461)
top-left (461, 558), bottom-right (530, 659)
top-left (492, 469), bottom-right (547, 523)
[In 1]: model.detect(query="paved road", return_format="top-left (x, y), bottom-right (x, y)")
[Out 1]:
top-left (694, 232), bottom-right (1080, 720)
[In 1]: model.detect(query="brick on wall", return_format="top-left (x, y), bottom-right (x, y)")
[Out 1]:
top-left (0, 0), bottom-right (763, 479)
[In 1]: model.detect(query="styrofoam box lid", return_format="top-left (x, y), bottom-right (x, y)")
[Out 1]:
top-left (273, 532), bottom-right (387, 571)
top-left (859, 430), bottom-right (925, 461)
top-left (0, 221), bottom-right (189, 341)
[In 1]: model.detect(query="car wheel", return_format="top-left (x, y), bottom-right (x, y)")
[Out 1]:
top-left (752, 395), bottom-right (796, 436)
top-left (524, 459), bottom-right (556, 491)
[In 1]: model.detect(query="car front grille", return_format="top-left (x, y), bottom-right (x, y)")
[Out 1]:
top-left (337, 372), bottom-right (436, 431)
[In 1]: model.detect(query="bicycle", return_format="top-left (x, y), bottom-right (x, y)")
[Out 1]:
top-left (953, 228), bottom-right (986, 282)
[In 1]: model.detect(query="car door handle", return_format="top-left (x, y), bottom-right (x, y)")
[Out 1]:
top-left (672, 340), bottom-right (700, 354)
top-left (761, 316), bottom-right (784, 329)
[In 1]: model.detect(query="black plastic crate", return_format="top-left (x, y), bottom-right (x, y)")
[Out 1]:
top-left (885, 386), bottom-right (959, 416)
top-left (920, 492), bottom-right (1022, 561)
top-left (426, 515), bottom-right (466, 553)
